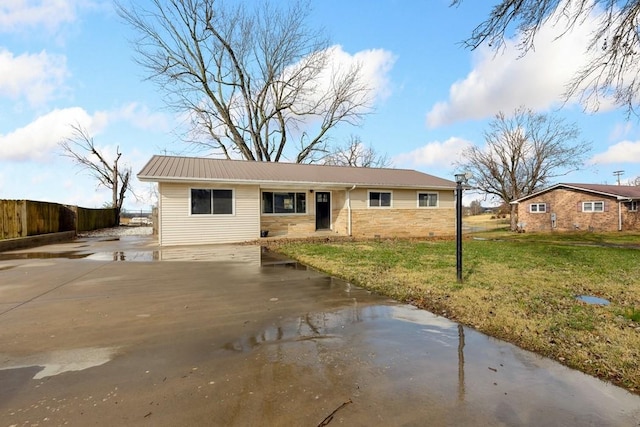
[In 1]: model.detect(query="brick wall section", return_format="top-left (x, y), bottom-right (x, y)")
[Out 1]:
top-left (351, 208), bottom-right (455, 238)
top-left (259, 189), bottom-right (456, 239)
top-left (260, 207), bottom-right (456, 238)
top-left (517, 188), bottom-right (640, 232)
top-left (333, 207), bottom-right (348, 235)
top-left (260, 214), bottom-right (317, 237)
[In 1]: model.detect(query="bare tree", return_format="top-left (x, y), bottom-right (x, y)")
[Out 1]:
top-left (60, 125), bottom-right (133, 224)
top-left (452, 0), bottom-right (640, 116)
top-left (117, 0), bottom-right (372, 163)
top-left (457, 107), bottom-right (591, 230)
top-left (469, 199), bottom-right (484, 216)
top-left (322, 135), bottom-right (391, 168)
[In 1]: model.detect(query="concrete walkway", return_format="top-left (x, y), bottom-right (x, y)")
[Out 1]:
top-left (1, 235), bottom-right (639, 426)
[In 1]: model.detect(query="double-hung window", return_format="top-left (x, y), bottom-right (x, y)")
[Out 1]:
top-left (629, 201), bottom-right (638, 212)
top-left (262, 192), bottom-right (306, 214)
top-left (369, 191), bottom-right (392, 207)
top-left (529, 203), bottom-right (546, 213)
top-left (582, 201), bottom-right (604, 212)
top-left (191, 189), bottom-right (233, 215)
top-left (418, 192), bottom-right (438, 208)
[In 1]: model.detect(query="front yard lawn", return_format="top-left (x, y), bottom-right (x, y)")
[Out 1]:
top-left (270, 232), bottom-right (640, 393)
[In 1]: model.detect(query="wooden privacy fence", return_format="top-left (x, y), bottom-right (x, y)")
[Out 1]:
top-left (0, 200), bottom-right (117, 240)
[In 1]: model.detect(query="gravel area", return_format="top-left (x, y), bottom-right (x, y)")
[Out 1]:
top-left (77, 226), bottom-right (153, 237)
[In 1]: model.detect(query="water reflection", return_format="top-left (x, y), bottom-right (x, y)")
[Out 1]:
top-left (576, 295), bottom-right (610, 305)
top-left (0, 245), bottom-right (313, 269)
top-left (458, 324), bottom-right (465, 402)
top-left (0, 245), bottom-right (267, 265)
top-left (0, 251), bottom-right (91, 261)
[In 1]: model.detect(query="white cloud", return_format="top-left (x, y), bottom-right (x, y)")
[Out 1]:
top-left (0, 107), bottom-right (100, 161)
top-left (608, 122), bottom-right (634, 141)
top-left (106, 103), bottom-right (173, 132)
top-left (0, 103), bottom-right (175, 162)
top-left (589, 140), bottom-right (640, 164)
top-left (426, 3), bottom-right (608, 128)
top-left (339, 45), bottom-right (396, 103)
top-left (0, 48), bottom-right (69, 106)
top-left (392, 137), bottom-right (472, 168)
top-left (282, 44), bottom-right (396, 114)
top-left (0, 0), bottom-right (77, 33)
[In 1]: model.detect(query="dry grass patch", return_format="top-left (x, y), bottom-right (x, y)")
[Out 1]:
top-left (271, 235), bottom-right (640, 393)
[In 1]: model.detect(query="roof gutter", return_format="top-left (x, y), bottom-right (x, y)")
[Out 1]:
top-left (137, 175), bottom-right (457, 190)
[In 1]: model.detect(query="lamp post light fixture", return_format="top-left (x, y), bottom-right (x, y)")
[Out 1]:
top-left (454, 172), bottom-right (471, 283)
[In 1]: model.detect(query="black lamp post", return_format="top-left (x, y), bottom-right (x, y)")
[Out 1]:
top-left (454, 173), bottom-right (470, 283)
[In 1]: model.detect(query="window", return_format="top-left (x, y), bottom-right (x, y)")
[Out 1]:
top-left (191, 189), bottom-right (233, 215)
top-left (582, 201), bottom-right (604, 212)
top-left (262, 192), bottom-right (306, 214)
top-left (529, 203), bottom-right (547, 213)
top-left (369, 191), bottom-right (392, 207)
top-left (629, 201), bottom-right (638, 212)
top-left (418, 192), bottom-right (438, 207)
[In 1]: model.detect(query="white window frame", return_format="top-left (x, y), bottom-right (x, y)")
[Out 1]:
top-left (261, 191), bottom-right (307, 215)
top-left (368, 190), bottom-right (393, 208)
top-left (190, 188), bottom-right (235, 216)
top-left (529, 203), bottom-right (547, 213)
top-left (417, 191), bottom-right (439, 208)
top-left (628, 200), bottom-right (638, 212)
top-left (582, 201), bottom-right (604, 212)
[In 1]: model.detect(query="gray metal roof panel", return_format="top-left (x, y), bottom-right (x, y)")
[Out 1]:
top-left (138, 155), bottom-right (457, 189)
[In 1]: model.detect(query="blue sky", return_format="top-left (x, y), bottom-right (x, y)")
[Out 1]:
top-left (1, 0), bottom-right (639, 211)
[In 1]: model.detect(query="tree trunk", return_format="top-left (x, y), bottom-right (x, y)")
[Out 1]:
top-left (510, 203), bottom-right (518, 231)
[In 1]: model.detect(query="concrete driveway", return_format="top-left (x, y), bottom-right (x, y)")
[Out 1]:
top-left (1, 234), bottom-right (639, 426)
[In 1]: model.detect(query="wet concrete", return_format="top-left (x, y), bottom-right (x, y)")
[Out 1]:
top-left (0, 236), bottom-right (639, 426)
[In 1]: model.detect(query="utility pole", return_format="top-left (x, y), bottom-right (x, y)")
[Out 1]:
top-left (613, 170), bottom-right (624, 185)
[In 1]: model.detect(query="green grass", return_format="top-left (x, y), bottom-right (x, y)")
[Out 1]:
top-left (268, 233), bottom-right (640, 393)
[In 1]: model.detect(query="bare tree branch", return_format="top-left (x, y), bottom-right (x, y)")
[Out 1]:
top-left (117, 0), bottom-right (372, 163)
top-left (456, 107), bottom-right (591, 230)
top-left (59, 124), bottom-right (133, 223)
top-left (323, 135), bottom-right (391, 168)
top-left (452, 0), bottom-right (640, 116)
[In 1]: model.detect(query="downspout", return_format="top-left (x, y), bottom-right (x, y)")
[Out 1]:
top-left (618, 199), bottom-right (626, 231)
top-left (347, 185), bottom-right (356, 236)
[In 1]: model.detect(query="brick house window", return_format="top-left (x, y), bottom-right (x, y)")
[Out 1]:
top-left (529, 203), bottom-right (547, 213)
top-left (369, 191), bottom-right (392, 208)
top-left (629, 201), bottom-right (638, 212)
top-left (582, 201), bottom-right (604, 212)
top-left (417, 192), bottom-right (438, 207)
top-left (191, 189), bottom-right (233, 215)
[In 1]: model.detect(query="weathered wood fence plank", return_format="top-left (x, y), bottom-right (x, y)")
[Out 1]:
top-left (0, 200), bottom-right (117, 239)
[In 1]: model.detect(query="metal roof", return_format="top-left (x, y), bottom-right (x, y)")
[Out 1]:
top-left (137, 155), bottom-right (457, 189)
top-left (512, 183), bottom-right (640, 203)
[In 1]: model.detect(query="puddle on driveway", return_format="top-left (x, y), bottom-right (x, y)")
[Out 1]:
top-left (0, 244), bottom-right (283, 267)
top-left (220, 303), bottom-right (640, 425)
top-left (0, 235), bottom-right (638, 425)
top-left (85, 251), bottom-right (159, 262)
top-left (0, 251), bottom-right (91, 261)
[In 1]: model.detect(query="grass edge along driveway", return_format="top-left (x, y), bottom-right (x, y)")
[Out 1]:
top-left (269, 232), bottom-right (640, 394)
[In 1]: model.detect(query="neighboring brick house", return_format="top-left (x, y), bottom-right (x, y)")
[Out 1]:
top-left (137, 155), bottom-right (458, 246)
top-left (512, 183), bottom-right (640, 232)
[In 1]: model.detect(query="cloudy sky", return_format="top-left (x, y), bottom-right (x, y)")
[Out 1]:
top-left (1, 0), bottom-right (639, 211)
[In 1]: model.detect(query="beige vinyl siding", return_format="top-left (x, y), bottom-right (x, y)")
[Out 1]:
top-left (158, 182), bottom-right (260, 245)
top-left (350, 188), bottom-right (454, 209)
